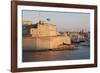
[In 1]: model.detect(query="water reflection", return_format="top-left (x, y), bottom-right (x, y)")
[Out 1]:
top-left (22, 45), bottom-right (90, 62)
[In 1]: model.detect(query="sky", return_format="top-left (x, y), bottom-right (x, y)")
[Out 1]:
top-left (22, 10), bottom-right (90, 32)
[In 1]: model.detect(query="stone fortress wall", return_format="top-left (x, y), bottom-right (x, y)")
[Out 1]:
top-left (22, 20), bottom-right (71, 50)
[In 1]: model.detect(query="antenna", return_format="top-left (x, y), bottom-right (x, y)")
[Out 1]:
top-left (38, 11), bottom-right (41, 22)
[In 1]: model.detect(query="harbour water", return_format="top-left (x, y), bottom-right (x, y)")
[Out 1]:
top-left (22, 43), bottom-right (90, 62)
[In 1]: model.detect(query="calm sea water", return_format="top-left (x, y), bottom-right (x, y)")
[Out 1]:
top-left (22, 44), bottom-right (90, 62)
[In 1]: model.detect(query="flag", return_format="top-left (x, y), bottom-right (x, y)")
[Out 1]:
top-left (47, 18), bottom-right (50, 21)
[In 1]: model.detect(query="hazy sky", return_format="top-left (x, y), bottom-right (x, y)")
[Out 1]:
top-left (22, 10), bottom-right (90, 32)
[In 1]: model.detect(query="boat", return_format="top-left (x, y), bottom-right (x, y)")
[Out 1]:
top-left (79, 41), bottom-right (90, 46)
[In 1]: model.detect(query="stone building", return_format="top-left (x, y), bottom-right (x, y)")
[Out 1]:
top-left (23, 20), bottom-right (71, 50)
top-left (30, 20), bottom-right (57, 37)
top-left (23, 19), bottom-right (32, 25)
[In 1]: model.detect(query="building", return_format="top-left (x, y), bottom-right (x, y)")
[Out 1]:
top-left (23, 19), bottom-right (32, 25)
top-left (22, 20), bottom-right (71, 50)
top-left (30, 20), bottom-right (57, 37)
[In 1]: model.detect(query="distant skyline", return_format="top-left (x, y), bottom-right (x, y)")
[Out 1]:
top-left (22, 10), bottom-right (90, 32)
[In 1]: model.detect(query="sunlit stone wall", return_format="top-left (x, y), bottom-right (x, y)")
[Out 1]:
top-left (23, 21), bottom-right (71, 50)
top-left (30, 21), bottom-right (57, 37)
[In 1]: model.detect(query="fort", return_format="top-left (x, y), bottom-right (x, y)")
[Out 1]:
top-left (22, 20), bottom-right (72, 50)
